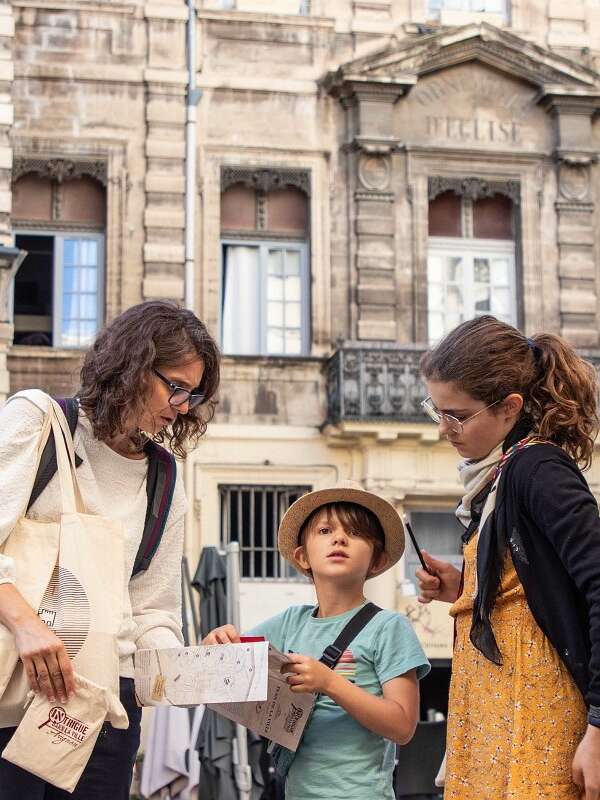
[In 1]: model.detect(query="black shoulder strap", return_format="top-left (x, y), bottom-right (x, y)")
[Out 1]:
top-left (26, 400), bottom-right (177, 578)
top-left (131, 441), bottom-right (177, 577)
top-left (319, 602), bottom-right (382, 670)
top-left (27, 397), bottom-right (81, 512)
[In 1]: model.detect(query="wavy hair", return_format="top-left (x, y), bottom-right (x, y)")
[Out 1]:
top-left (420, 316), bottom-right (599, 469)
top-left (78, 301), bottom-right (220, 458)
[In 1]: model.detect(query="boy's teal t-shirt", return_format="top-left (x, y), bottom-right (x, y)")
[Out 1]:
top-left (250, 603), bottom-right (430, 800)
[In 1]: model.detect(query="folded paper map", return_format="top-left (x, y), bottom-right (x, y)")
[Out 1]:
top-left (134, 642), bottom-right (314, 750)
top-left (134, 642), bottom-right (269, 706)
top-left (209, 645), bottom-right (315, 751)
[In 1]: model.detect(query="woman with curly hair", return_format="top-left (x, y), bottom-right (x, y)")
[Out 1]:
top-left (0, 301), bottom-right (220, 799)
top-left (416, 316), bottom-right (600, 800)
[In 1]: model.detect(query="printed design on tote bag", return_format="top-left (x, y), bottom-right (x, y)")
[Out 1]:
top-left (38, 565), bottom-right (91, 658)
top-left (334, 650), bottom-right (356, 682)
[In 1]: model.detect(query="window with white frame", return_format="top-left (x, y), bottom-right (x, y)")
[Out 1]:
top-left (428, 240), bottom-right (516, 344)
top-left (222, 241), bottom-right (308, 356)
top-left (220, 484), bottom-right (311, 579)
top-left (211, 0), bottom-right (310, 12)
top-left (220, 169), bottom-right (311, 357)
top-left (404, 510), bottom-right (463, 589)
top-left (427, 186), bottom-right (517, 343)
top-left (12, 170), bottom-right (106, 348)
top-left (428, 0), bottom-right (506, 15)
top-left (14, 233), bottom-right (104, 348)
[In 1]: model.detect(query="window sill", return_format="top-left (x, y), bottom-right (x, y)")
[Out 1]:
top-left (8, 345), bottom-right (86, 359)
top-left (222, 353), bottom-right (325, 366)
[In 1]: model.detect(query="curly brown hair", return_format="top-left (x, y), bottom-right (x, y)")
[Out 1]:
top-left (421, 316), bottom-right (599, 469)
top-left (78, 301), bottom-right (220, 458)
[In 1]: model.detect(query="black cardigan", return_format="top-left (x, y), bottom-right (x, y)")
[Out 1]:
top-left (476, 442), bottom-right (600, 709)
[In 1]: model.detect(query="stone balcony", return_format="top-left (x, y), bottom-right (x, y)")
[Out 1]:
top-left (326, 343), bottom-right (429, 426)
top-left (326, 343), bottom-right (600, 426)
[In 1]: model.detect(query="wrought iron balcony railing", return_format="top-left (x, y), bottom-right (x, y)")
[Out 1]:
top-left (326, 343), bottom-right (429, 424)
top-left (326, 344), bottom-right (600, 426)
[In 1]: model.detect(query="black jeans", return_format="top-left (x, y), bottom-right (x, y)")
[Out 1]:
top-left (0, 678), bottom-right (141, 800)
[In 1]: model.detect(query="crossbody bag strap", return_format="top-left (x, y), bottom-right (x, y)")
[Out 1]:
top-left (131, 441), bottom-right (177, 577)
top-left (320, 602), bottom-right (382, 670)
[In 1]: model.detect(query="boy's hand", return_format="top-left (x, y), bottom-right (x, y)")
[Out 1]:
top-left (281, 654), bottom-right (334, 695)
top-left (202, 624), bottom-right (241, 645)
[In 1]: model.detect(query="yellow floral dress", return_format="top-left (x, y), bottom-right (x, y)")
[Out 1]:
top-left (445, 534), bottom-right (587, 800)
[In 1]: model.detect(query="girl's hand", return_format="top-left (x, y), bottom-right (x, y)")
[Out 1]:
top-left (14, 613), bottom-right (74, 704)
top-left (281, 654), bottom-right (333, 695)
top-left (202, 624), bottom-right (241, 645)
top-left (573, 725), bottom-right (600, 799)
top-left (416, 550), bottom-right (462, 604)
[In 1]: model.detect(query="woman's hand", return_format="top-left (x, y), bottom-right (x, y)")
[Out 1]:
top-left (415, 550), bottom-right (462, 604)
top-left (281, 654), bottom-right (334, 695)
top-left (0, 583), bottom-right (74, 703)
top-left (202, 624), bottom-right (241, 645)
top-left (573, 725), bottom-right (600, 799)
top-left (14, 612), bottom-right (74, 704)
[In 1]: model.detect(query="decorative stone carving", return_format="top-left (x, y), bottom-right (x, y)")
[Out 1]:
top-left (358, 154), bottom-right (391, 192)
top-left (428, 176), bottom-right (521, 205)
top-left (558, 164), bottom-right (590, 202)
top-left (12, 157), bottom-right (108, 187)
top-left (221, 166), bottom-right (311, 197)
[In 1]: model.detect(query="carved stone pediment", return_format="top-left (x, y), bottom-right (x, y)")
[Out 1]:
top-left (324, 22), bottom-right (600, 98)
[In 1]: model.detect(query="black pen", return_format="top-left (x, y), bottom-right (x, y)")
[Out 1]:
top-left (403, 516), bottom-right (435, 576)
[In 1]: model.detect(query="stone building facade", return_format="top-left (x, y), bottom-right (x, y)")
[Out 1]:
top-left (2, 0), bottom-right (600, 701)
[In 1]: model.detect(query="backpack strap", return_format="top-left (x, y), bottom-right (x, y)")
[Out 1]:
top-left (131, 440), bottom-right (177, 577)
top-left (319, 602), bottom-right (382, 670)
top-left (27, 397), bottom-right (82, 512)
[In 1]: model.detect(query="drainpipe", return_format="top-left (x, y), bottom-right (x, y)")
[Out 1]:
top-left (184, 0), bottom-right (202, 310)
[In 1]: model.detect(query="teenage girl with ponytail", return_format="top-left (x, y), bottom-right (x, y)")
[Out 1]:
top-left (416, 315), bottom-right (600, 799)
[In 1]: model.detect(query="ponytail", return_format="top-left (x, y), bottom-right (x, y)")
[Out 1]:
top-left (528, 333), bottom-right (598, 469)
top-left (421, 316), bottom-right (599, 469)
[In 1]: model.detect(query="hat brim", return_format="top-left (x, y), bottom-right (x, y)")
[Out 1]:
top-left (278, 486), bottom-right (405, 579)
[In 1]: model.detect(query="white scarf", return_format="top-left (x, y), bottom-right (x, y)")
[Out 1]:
top-left (455, 443), bottom-right (504, 530)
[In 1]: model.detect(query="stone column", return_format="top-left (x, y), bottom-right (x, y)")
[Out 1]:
top-left (326, 76), bottom-right (414, 341)
top-left (142, 2), bottom-right (188, 302)
top-left (541, 93), bottom-right (600, 346)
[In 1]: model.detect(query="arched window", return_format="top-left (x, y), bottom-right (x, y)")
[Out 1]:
top-left (12, 167), bottom-right (106, 348)
top-left (220, 168), bottom-right (310, 356)
top-left (427, 181), bottom-right (518, 343)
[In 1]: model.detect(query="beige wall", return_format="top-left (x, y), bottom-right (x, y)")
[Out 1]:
top-left (4, 0), bottom-right (600, 620)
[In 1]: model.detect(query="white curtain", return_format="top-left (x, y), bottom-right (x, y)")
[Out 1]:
top-left (222, 245), bottom-right (260, 355)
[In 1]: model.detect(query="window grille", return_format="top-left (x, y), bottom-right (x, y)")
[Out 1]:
top-left (219, 484), bottom-right (311, 579)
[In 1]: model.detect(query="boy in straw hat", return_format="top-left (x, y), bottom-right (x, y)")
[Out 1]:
top-left (203, 481), bottom-right (430, 800)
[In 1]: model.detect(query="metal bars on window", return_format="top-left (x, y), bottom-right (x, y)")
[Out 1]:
top-left (219, 484), bottom-right (311, 580)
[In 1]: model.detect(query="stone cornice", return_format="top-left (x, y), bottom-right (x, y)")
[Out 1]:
top-left (325, 22), bottom-right (600, 94)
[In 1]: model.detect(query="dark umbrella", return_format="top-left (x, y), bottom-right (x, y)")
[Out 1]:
top-left (192, 546), bottom-right (264, 800)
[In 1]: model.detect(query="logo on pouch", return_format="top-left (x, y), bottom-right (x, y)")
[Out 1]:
top-left (283, 703), bottom-right (304, 734)
top-left (39, 706), bottom-right (90, 747)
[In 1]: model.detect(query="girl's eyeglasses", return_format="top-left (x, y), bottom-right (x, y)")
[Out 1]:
top-left (420, 396), bottom-right (502, 435)
top-left (153, 368), bottom-right (205, 410)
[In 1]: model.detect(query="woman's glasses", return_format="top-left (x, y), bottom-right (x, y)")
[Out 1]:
top-left (420, 396), bottom-right (502, 435)
top-left (153, 368), bottom-right (204, 410)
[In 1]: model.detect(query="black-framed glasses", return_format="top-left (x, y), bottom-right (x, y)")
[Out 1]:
top-left (420, 396), bottom-right (502, 435)
top-left (152, 368), bottom-right (204, 410)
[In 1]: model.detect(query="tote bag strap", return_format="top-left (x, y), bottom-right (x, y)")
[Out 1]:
top-left (48, 399), bottom-right (86, 515)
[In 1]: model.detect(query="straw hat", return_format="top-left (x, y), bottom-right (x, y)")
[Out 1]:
top-left (278, 481), bottom-right (405, 579)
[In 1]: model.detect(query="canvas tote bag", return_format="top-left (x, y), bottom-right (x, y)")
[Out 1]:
top-left (0, 397), bottom-right (124, 726)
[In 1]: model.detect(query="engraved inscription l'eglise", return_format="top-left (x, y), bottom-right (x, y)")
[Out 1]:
top-left (426, 116), bottom-right (522, 145)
